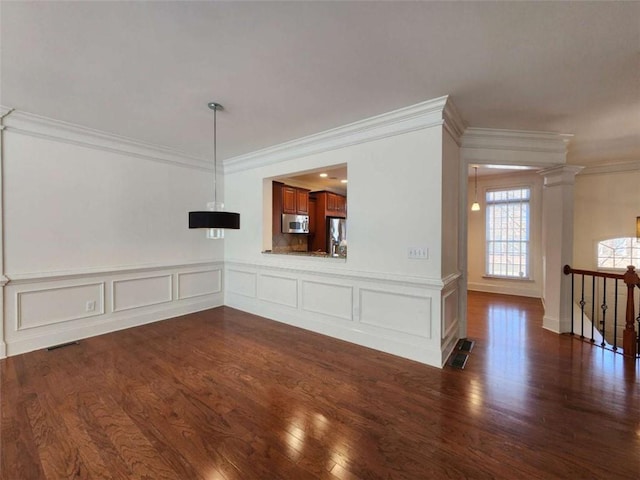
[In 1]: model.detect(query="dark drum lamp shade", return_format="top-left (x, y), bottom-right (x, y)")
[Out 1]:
top-left (188, 102), bottom-right (240, 239)
top-left (189, 211), bottom-right (240, 230)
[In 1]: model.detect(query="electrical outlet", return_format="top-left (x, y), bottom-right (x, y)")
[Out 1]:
top-left (408, 247), bottom-right (428, 259)
top-left (85, 300), bottom-right (96, 312)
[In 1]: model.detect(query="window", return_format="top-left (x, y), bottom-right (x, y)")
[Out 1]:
top-left (597, 237), bottom-right (640, 270)
top-left (485, 187), bottom-right (530, 278)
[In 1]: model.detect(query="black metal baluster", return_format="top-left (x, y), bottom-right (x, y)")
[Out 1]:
top-left (579, 274), bottom-right (586, 339)
top-left (613, 279), bottom-right (619, 351)
top-left (600, 278), bottom-right (607, 347)
top-left (590, 275), bottom-right (596, 342)
top-left (636, 312), bottom-right (640, 358)
top-left (570, 273), bottom-right (575, 335)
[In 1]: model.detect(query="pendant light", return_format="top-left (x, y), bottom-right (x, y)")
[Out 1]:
top-left (188, 102), bottom-right (240, 239)
top-left (471, 166), bottom-right (480, 211)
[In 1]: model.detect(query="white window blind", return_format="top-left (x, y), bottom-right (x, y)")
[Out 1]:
top-left (485, 187), bottom-right (530, 278)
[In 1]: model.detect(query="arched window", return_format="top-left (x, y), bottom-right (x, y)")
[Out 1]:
top-left (597, 237), bottom-right (640, 269)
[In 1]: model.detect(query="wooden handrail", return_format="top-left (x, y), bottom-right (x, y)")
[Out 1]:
top-left (563, 264), bottom-right (625, 280)
top-left (564, 264), bottom-right (639, 357)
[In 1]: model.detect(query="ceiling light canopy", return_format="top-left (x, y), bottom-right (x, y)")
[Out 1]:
top-left (188, 102), bottom-right (240, 239)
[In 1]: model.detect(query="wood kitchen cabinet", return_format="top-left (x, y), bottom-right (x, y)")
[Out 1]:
top-left (282, 186), bottom-right (297, 214)
top-left (296, 188), bottom-right (309, 214)
top-left (282, 185), bottom-right (309, 215)
top-left (308, 197), bottom-right (317, 233)
top-left (313, 191), bottom-right (346, 218)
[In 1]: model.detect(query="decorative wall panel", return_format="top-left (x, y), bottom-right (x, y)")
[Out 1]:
top-left (227, 269), bottom-right (257, 298)
top-left (360, 288), bottom-right (432, 338)
top-left (301, 280), bottom-right (353, 321)
top-left (112, 275), bottom-right (172, 312)
top-left (178, 269), bottom-right (221, 299)
top-left (442, 288), bottom-right (459, 340)
top-left (258, 274), bottom-right (298, 308)
top-left (17, 282), bottom-right (104, 330)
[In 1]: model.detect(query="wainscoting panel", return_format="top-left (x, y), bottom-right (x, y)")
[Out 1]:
top-left (113, 275), bottom-right (173, 313)
top-left (227, 269), bottom-right (257, 298)
top-left (223, 261), bottom-right (462, 368)
top-left (258, 274), bottom-right (298, 308)
top-left (442, 288), bottom-right (459, 340)
top-left (4, 261), bottom-right (223, 357)
top-left (17, 282), bottom-right (105, 330)
top-left (178, 269), bottom-right (222, 300)
top-left (360, 288), bottom-right (432, 338)
top-left (301, 280), bottom-right (353, 321)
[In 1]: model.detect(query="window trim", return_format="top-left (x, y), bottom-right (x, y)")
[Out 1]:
top-left (595, 237), bottom-right (640, 272)
top-left (484, 184), bottom-right (532, 281)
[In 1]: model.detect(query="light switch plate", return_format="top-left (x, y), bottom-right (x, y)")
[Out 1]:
top-left (408, 247), bottom-right (428, 259)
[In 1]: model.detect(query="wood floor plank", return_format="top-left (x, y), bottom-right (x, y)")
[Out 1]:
top-left (2, 292), bottom-right (639, 479)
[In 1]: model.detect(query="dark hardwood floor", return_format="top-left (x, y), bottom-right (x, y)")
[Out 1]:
top-left (1, 291), bottom-right (639, 479)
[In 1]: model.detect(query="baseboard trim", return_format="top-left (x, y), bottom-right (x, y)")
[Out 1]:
top-left (226, 292), bottom-right (444, 368)
top-left (468, 282), bottom-right (541, 298)
top-left (5, 297), bottom-right (221, 357)
top-left (543, 315), bottom-right (561, 334)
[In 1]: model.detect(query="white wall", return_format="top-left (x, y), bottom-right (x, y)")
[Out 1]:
top-left (573, 167), bottom-right (640, 269)
top-left (227, 128), bottom-right (445, 277)
top-left (222, 98), bottom-right (463, 367)
top-left (467, 170), bottom-right (543, 298)
top-left (1, 111), bottom-right (225, 356)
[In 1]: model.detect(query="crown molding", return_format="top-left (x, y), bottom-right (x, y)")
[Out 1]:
top-left (577, 159), bottom-right (640, 176)
top-left (461, 127), bottom-right (572, 166)
top-left (0, 105), bottom-right (213, 172)
top-left (538, 164), bottom-right (584, 187)
top-left (224, 96), bottom-right (459, 174)
top-left (462, 128), bottom-right (573, 152)
top-left (442, 99), bottom-right (466, 146)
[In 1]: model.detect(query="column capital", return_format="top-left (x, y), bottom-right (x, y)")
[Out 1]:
top-left (538, 164), bottom-right (584, 187)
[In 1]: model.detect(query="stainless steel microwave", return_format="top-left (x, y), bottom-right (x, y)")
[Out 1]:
top-left (282, 214), bottom-right (309, 234)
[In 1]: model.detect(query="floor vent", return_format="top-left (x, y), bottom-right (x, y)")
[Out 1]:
top-left (47, 341), bottom-right (79, 351)
top-left (457, 338), bottom-right (475, 353)
top-left (448, 352), bottom-right (469, 370)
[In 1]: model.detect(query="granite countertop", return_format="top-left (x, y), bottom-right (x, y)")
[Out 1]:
top-left (262, 250), bottom-right (346, 259)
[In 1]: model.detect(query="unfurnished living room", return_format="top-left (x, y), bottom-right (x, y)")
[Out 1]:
top-left (0, 2), bottom-right (639, 479)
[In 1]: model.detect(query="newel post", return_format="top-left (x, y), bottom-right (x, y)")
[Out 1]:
top-left (623, 265), bottom-right (639, 357)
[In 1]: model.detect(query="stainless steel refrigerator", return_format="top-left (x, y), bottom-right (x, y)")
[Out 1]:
top-left (327, 217), bottom-right (347, 257)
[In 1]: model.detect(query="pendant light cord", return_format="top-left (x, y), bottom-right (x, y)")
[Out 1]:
top-left (474, 166), bottom-right (478, 200)
top-left (213, 104), bottom-right (217, 206)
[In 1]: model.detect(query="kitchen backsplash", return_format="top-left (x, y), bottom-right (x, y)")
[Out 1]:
top-left (272, 232), bottom-right (308, 253)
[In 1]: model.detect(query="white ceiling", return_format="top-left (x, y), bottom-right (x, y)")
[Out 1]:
top-left (1, 2), bottom-right (638, 166)
top-left (280, 165), bottom-right (348, 195)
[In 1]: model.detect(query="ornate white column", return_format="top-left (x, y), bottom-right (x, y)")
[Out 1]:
top-left (539, 165), bottom-right (584, 333)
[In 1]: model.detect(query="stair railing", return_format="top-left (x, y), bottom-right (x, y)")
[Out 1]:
top-left (563, 264), bottom-right (639, 358)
